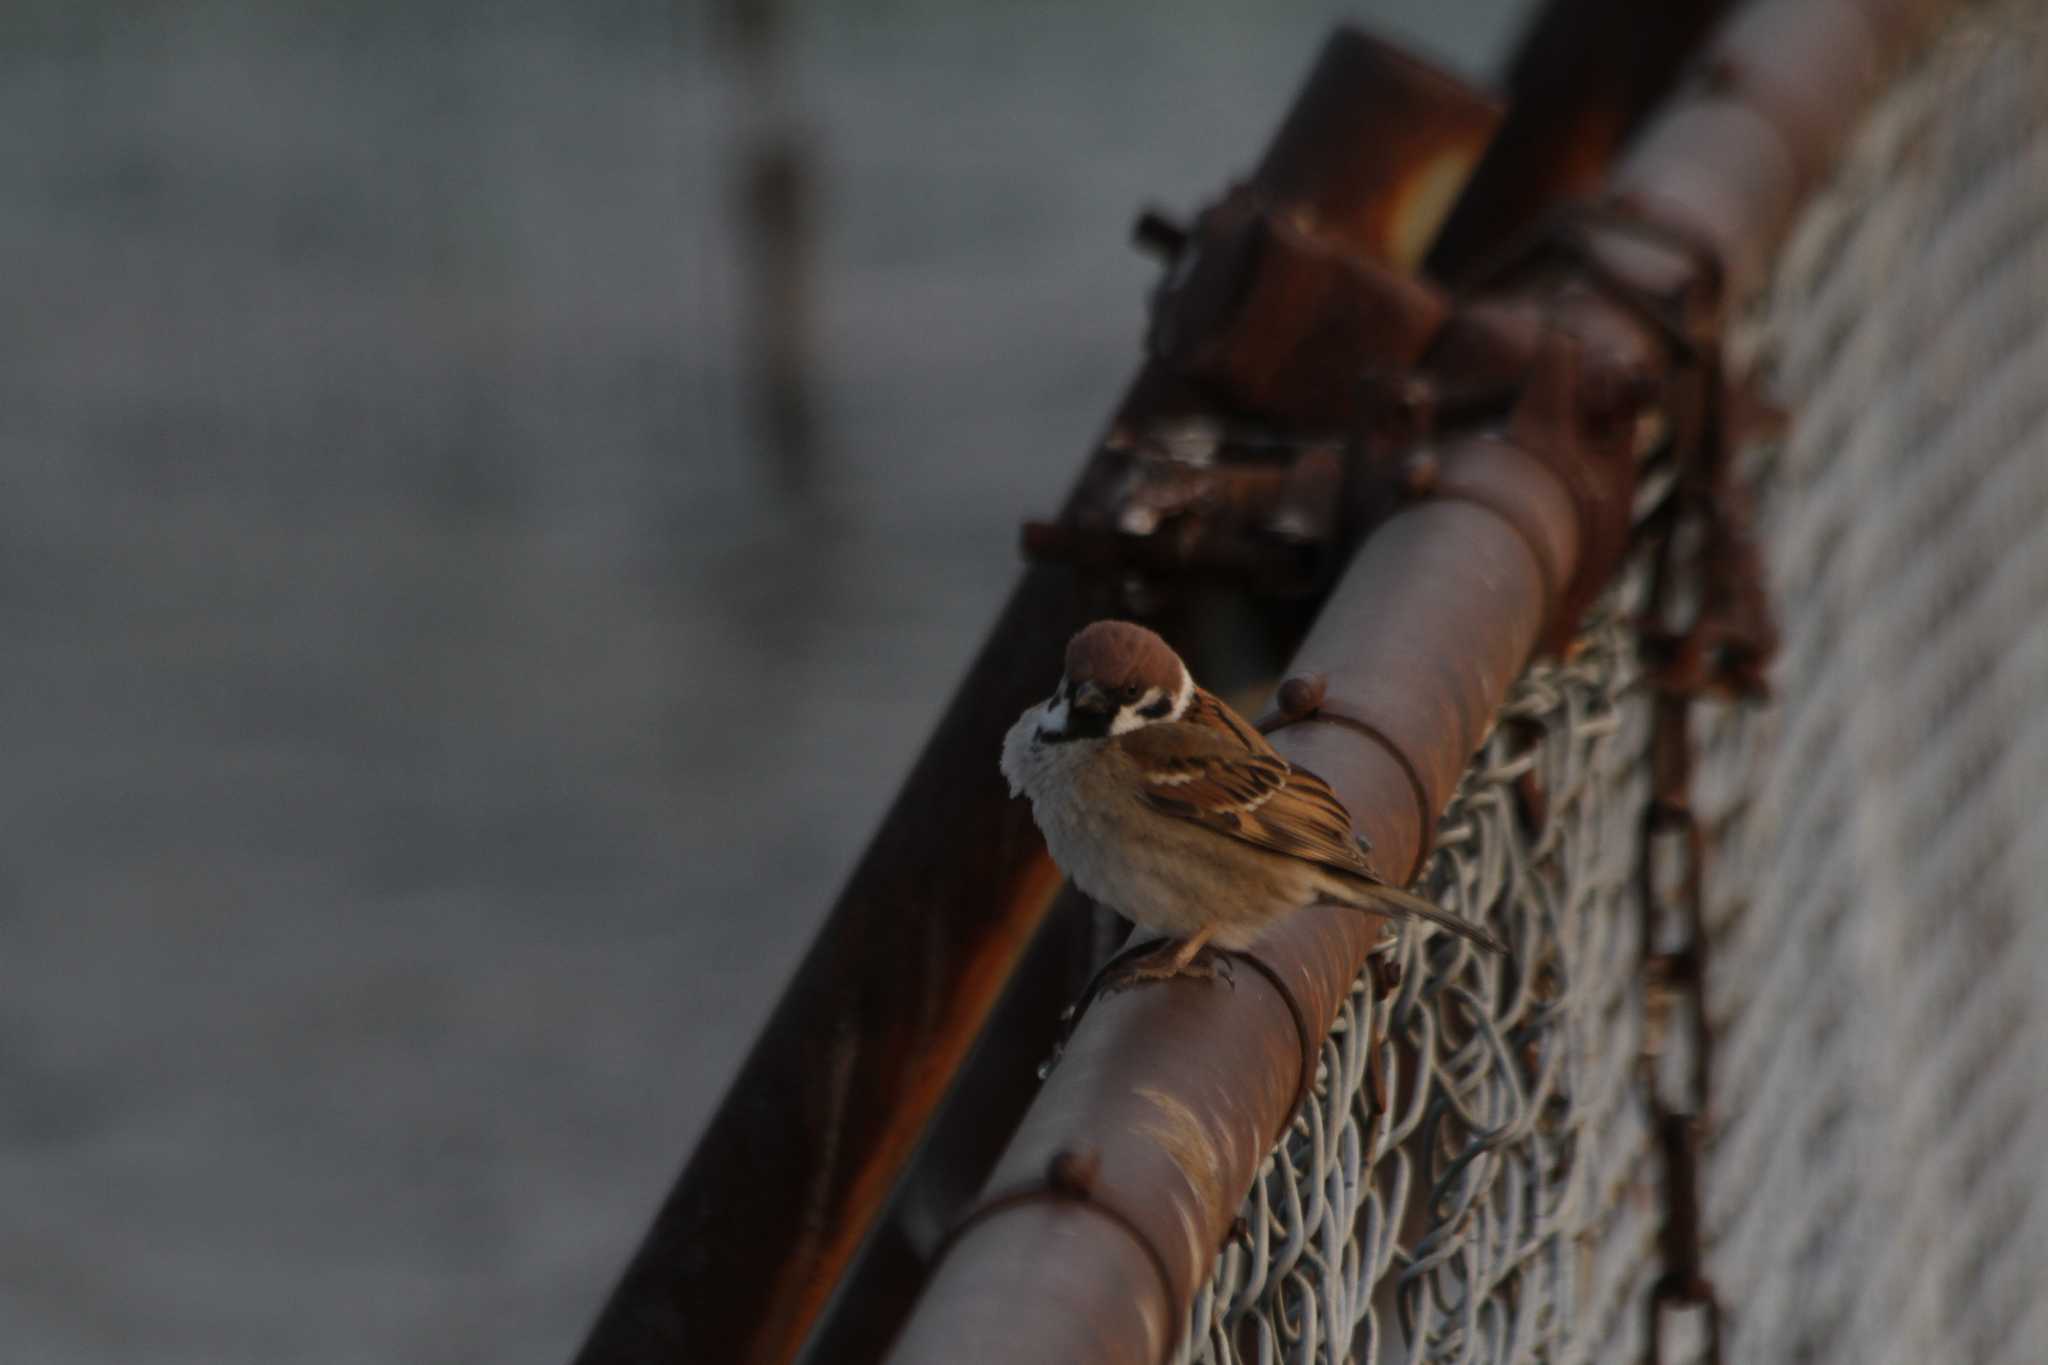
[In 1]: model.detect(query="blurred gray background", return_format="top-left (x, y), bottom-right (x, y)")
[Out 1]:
top-left (2, 2), bottom-right (1523, 1360)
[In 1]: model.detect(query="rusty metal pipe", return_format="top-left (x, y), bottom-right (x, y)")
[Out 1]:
top-left (580, 32), bottom-right (1502, 1365)
top-left (1604, 0), bottom-right (1945, 307)
top-left (575, 568), bottom-right (1094, 1365)
top-left (886, 0), bottom-right (1958, 1359)
top-left (891, 487), bottom-right (1560, 1365)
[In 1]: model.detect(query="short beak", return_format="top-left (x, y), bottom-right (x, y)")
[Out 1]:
top-left (1072, 681), bottom-right (1111, 715)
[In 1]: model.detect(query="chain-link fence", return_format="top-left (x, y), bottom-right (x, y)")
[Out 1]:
top-left (1183, 612), bottom-right (1654, 1365)
top-left (1181, 4), bottom-right (2048, 1360)
top-left (1700, 7), bottom-right (2048, 1361)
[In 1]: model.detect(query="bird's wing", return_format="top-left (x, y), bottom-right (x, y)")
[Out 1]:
top-left (1183, 685), bottom-right (1281, 757)
top-left (1120, 714), bottom-right (1506, 953)
top-left (1116, 720), bottom-right (1371, 875)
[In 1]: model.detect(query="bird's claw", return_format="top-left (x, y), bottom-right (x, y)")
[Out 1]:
top-left (1101, 944), bottom-right (1234, 994)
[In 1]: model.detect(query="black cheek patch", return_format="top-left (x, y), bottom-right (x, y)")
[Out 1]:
top-left (1067, 708), bottom-right (1113, 739)
top-left (1137, 694), bottom-right (1174, 720)
top-left (1041, 708), bottom-right (1112, 744)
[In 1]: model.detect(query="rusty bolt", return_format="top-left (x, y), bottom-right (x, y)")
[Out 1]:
top-left (1275, 672), bottom-right (1327, 719)
top-left (1046, 1147), bottom-right (1101, 1199)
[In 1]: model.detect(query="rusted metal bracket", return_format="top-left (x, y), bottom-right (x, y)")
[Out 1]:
top-left (1509, 197), bottom-right (1780, 693)
top-left (1021, 421), bottom-right (1349, 596)
top-left (1027, 100), bottom-right (1782, 664)
top-left (1144, 187), bottom-right (1450, 425)
top-left (1420, 196), bottom-right (1782, 657)
top-left (1024, 29), bottom-right (1500, 599)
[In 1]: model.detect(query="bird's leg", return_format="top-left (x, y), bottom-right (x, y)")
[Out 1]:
top-left (1164, 930), bottom-right (1229, 979)
top-left (1101, 927), bottom-right (1231, 993)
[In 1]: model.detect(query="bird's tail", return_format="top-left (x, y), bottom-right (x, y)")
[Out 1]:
top-left (1328, 872), bottom-right (1505, 954)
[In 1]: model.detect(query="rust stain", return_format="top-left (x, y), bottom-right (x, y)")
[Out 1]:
top-left (1133, 1084), bottom-right (1232, 1276)
top-left (749, 851), bottom-right (1070, 1365)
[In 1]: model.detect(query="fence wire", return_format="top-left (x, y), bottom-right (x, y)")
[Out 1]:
top-left (1698, 6), bottom-right (2048, 1362)
top-left (1183, 4), bottom-right (2048, 1360)
top-left (1183, 612), bottom-right (1656, 1365)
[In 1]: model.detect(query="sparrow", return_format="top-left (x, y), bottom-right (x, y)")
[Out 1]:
top-left (1000, 620), bottom-right (1503, 981)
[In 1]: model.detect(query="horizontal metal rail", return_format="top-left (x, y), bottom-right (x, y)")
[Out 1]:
top-left (883, 0), bottom-right (1955, 1360)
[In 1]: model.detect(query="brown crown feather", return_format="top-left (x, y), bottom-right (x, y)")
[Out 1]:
top-left (1064, 620), bottom-right (1185, 694)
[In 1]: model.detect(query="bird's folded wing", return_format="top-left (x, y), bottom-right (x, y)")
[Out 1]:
top-left (1184, 686), bottom-right (1279, 757)
top-left (1117, 721), bottom-right (1370, 875)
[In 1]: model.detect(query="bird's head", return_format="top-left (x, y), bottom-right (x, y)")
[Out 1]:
top-left (1036, 620), bottom-right (1193, 743)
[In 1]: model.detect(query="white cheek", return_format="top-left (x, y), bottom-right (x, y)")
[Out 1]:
top-left (1042, 698), bottom-right (1069, 731)
top-left (1108, 706), bottom-right (1147, 736)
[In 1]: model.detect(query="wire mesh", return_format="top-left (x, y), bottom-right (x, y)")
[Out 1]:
top-left (1698, 7), bottom-right (2048, 1362)
top-left (1183, 4), bottom-right (2048, 1361)
top-left (1182, 613), bottom-right (1657, 1365)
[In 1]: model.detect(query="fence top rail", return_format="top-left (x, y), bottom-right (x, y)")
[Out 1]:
top-left (884, 1), bottom-right (1955, 1362)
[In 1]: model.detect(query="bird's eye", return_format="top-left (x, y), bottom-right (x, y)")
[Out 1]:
top-left (1121, 684), bottom-right (1141, 701)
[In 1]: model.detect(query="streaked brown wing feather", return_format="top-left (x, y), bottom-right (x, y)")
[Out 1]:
top-left (1121, 703), bottom-right (1507, 953)
top-left (1116, 720), bottom-right (1372, 876)
top-left (1184, 686), bottom-right (1279, 758)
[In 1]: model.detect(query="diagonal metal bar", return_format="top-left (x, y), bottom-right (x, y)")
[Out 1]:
top-left (1425, 0), bottom-right (1736, 285)
top-left (576, 29), bottom-right (1504, 1365)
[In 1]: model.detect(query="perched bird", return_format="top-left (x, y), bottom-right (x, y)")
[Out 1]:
top-left (1000, 620), bottom-right (1502, 980)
